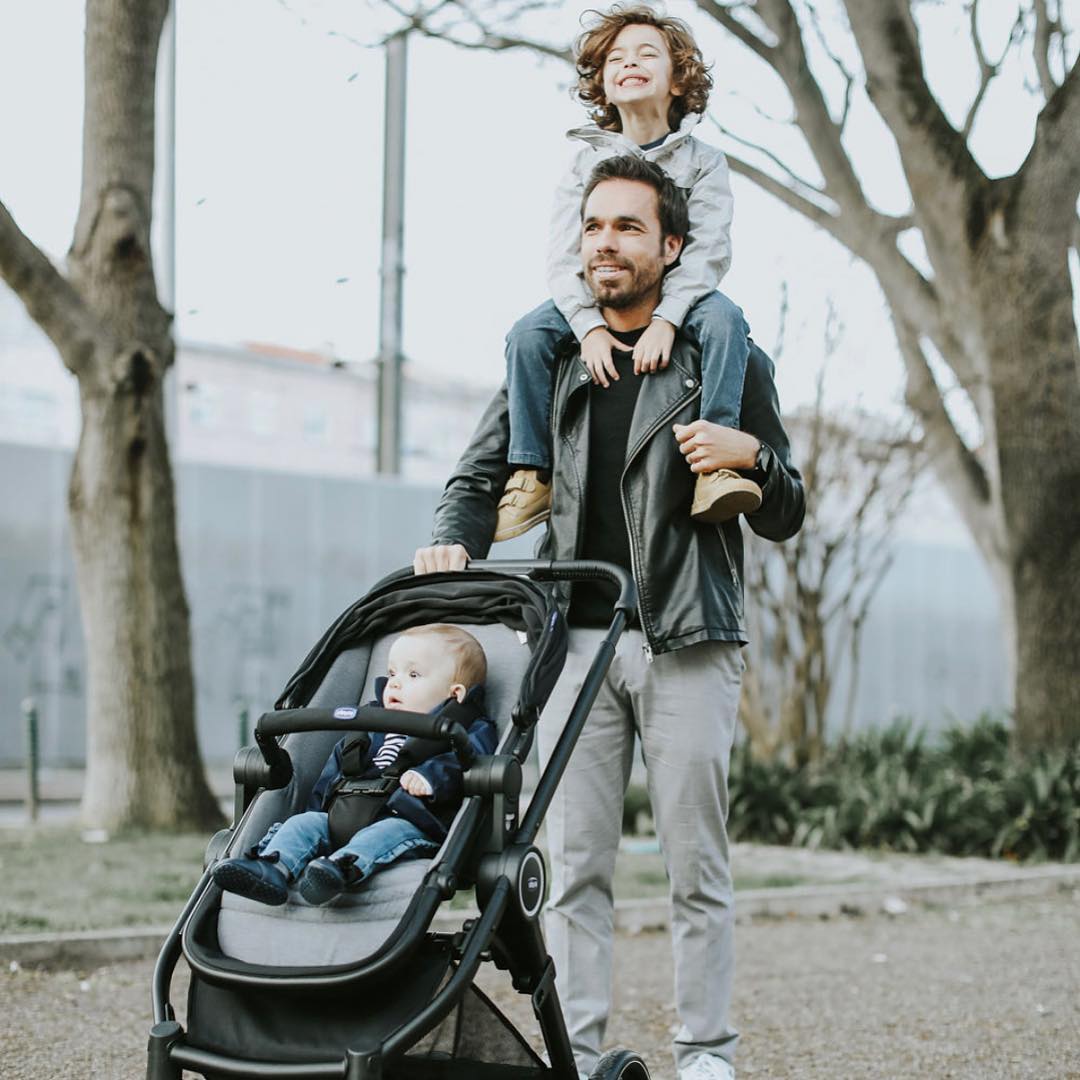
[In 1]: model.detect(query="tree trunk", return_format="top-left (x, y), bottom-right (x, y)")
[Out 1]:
top-left (64, 0), bottom-right (222, 829)
top-left (71, 350), bottom-right (221, 829)
top-left (0, 0), bottom-right (224, 830)
top-left (977, 234), bottom-right (1080, 747)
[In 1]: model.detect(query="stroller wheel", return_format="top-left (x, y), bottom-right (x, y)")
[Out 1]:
top-left (589, 1048), bottom-right (651, 1079)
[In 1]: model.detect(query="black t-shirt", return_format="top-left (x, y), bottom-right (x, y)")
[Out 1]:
top-left (638, 132), bottom-right (671, 151)
top-left (568, 326), bottom-right (647, 628)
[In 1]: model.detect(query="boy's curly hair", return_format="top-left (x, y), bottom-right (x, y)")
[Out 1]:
top-left (575, 4), bottom-right (713, 132)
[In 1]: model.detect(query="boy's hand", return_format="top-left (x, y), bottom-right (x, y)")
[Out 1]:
top-left (673, 420), bottom-right (760, 474)
top-left (633, 319), bottom-right (676, 375)
top-left (581, 326), bottom-right (621, 388)
top-left (413, 544), bottom-right (468, 575)
top-left (400, 770), bottom-right (434, 797)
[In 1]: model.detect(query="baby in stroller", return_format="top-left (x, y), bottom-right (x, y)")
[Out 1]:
top-left (212, 624), bottom-right (497, 907)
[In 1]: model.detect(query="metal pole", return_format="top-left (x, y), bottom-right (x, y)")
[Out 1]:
top-left (159, 1), bottom-right (177, 316)
top-left (376, 32), bottom-right (408, 475)
top-left (238, 704), bottom-right (250, 751)
top-left (159, 2), bottom-right (180, 452)
top-left (22, 697), bottom-right (40, 824)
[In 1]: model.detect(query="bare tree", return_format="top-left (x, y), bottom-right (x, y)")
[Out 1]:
top-left (740, 309), bottom-right (924, 763)
top-left (0, 0), bottom-right (221, 830)
top-left (374, 0), bottom-right (1080, 746)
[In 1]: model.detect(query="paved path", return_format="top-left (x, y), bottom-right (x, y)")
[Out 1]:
top-left (4, 890), bottom-right (1078, 1079)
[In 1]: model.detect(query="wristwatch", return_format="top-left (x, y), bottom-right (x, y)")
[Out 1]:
top-left (752, 441), bottom-right (772, 481)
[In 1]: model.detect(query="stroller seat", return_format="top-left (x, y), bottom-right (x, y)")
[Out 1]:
top-left (216, 620), bottom-right (537, 969)
top-left (218, 859), bottom-right (429, 967)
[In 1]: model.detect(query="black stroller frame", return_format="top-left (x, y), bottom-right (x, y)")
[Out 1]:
top-left (147, 559), bottom-right (649, 1080)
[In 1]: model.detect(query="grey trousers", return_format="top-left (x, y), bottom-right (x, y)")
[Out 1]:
top-left (537, 628), bottom-right (742, 1076)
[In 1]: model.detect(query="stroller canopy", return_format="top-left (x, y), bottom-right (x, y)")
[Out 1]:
top-left (276, 567), bottom-right (568, 723)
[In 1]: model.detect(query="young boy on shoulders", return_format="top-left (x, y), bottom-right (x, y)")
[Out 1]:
top-left (497, 2), bottom-right (761, 541)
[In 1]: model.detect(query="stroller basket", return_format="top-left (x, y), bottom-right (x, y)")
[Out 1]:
top-left (148, 559), bottom-right (645, 1080)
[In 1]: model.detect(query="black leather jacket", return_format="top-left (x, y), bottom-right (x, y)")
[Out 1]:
top-left (432, 336), bottom-right (805, 656)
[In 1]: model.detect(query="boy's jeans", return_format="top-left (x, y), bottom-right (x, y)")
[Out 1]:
top-left (257, 811), bottom-right (437, 883)
top-left (505, 292), bottom-right (750, 470)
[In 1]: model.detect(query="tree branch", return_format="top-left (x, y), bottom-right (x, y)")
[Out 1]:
top-left (1033, 0), bottom-right (1063, 99)
top-left (713, 119), bottom-right (827, 201)
top-left (893, 316), bottom-right (1001, 561)
top-left (1020, 45), bottom-right (1080, 214)
top-left (962, 2), bottom-right (1024, 139)
top-left (380, 0), bottom-right (573, 62)
top-left (843, 0), bottom-right (986, 244)
top-left (754, 0), bottom-right (870, 214)
top-left (0, 199), bottom-right (97, 374)
top-left (803, 0), bottom-right (857, 131)
top-left (692, 0), bottom-right (778, 63)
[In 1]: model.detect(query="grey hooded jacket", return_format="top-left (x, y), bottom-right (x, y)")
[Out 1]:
top-left (431, 336), bottom-right (805, 656)
top-left (548, 112), bottom-right (735, 343)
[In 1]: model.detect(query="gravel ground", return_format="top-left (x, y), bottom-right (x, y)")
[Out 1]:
top-left (3, 890), bottom-right (1078, 1080)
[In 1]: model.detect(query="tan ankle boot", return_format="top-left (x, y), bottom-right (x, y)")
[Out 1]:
top-left (690, 469), bottom-right (762, 524)
top-left (494, 469), bottom-right (552, 541)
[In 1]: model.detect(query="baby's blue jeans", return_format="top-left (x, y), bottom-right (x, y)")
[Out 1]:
top-left (505, 291), bottom-right (750, 470)
top-left (257, 810), bottom-right (437, 883)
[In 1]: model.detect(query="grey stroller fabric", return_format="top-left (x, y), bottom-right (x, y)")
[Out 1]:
top-left (218, 619), bottom-right (540, 968)
top-left (217, 859), bottom-right (428, 966)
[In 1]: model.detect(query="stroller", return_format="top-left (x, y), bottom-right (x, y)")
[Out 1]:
top-left (147, 558), bottom-right (652, 1080)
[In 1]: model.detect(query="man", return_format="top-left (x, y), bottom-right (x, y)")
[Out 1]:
top-left (415, 155), bottom-right (805, 1080)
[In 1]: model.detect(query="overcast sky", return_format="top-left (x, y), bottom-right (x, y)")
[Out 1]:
top-left (0, 0), bottom-right (1070, 421)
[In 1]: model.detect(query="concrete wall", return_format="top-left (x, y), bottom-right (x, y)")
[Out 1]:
top-left (0, 443), bottom-right (1010, 768)
top-left (0, 444), bottom-right (453, 766)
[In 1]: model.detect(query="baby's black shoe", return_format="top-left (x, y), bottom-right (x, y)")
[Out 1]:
top-left (212, 855), bottom-right (289, 906)
top-left (299, 855), bottom-right (361, 906)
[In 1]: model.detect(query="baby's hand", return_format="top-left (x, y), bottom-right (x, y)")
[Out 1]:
top-left (400, 770), bottom-right (434, 797)
top-left (581, 326), bottom-right (621, 388)
top-left (633, 318), bottom-right (676, 375)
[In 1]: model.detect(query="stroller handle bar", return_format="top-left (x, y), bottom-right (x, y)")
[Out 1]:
top-left (465, 558), bottom-right (637, 615)
top-left (256, 706), bottom-right (475, 764)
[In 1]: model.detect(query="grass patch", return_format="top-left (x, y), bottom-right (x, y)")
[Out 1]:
top-left (0, 828), bottom-right (824, 934)
top-left (0, 827), bottom-right (206, 935)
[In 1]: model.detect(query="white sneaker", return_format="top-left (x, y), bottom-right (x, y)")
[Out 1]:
top-left (679, 1054), bottom-right (735, 1080)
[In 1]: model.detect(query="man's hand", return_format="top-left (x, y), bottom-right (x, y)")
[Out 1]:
top-left (673, 420), bottom-right (760, 474)
top-left (633, 318), bottom-right (676, 375)
top-left (399, 770), bottom-right (434, 797)
top-left (413, 544), bottom-right (469, 575)
top-left (581, 325), bottom-right (621, 388)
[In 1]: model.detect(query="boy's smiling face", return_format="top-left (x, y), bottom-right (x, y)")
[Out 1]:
top-left (602, 23), bottom-right (681, 116)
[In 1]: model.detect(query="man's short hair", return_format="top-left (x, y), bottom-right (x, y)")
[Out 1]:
top-left (401, 624), bottom-right (487, 688)
top-left (580, 155), bottom-right (690, 242)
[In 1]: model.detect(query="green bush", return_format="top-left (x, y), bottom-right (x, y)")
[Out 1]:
top-left (726, 716), bottom-right (1080, 862)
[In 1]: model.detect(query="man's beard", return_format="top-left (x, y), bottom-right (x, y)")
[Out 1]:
top-left (586, 257), bottom-right (664, 310)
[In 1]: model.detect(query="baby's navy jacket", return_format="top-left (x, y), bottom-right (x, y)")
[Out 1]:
top-left (306, 682), bottom-right (497, 843)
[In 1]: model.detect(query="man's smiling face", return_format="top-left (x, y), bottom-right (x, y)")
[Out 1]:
top-left (601, 23), bottom-right (680, 115)
top-left (581, 178), bottom-right (682, 312)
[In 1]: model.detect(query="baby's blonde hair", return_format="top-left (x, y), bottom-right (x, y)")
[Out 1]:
top-left (400, 624), bottom-right (487, 688)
